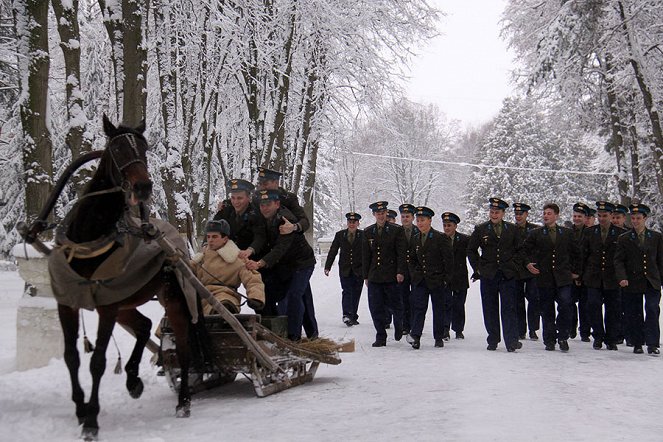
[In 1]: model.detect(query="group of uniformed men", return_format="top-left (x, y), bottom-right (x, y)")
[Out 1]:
top-left (324, 198), bottom-right (663, 355)
top-left (193, 167), bottom-right (318, 342)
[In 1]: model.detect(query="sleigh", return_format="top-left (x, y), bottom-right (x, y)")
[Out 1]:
top-left (159, 313), bottom-right (341, 397)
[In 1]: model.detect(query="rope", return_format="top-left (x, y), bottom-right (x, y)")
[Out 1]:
top-left (349, 151), bottom-right (613, 176)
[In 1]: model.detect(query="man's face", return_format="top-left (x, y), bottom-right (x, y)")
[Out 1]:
top-left (514, 211), bottom-right (528, 225)
top-left (612, 213), bottom-right (626, 227)
top-left (585, 215), bottom-right (596, 227)
top-left (597, 211), bottom-right (612, 228)
top-left (543, 208), bottom-right (559, 226)
top-left (374, 210), bottom-right (387, 225)
top-left (257, 178), bottom-right (279, 191)
top-left (347, 219), bottom-right (359, 232)
top-left (443, 221), bottom-right (457, 236)
top-left (572, 212), bottom-right (586, 227)
top-left (631, 213), bottom-right (646, 230)
top-left (206, 232), bottom-right (228, 251)
top-left (259, 200), bottom-right (280, 218)
top-left (230, 191), bottom-right (250, 213)
top-left (400, 212), bottom-right (414, 228)
top-left (489, 208), bottom-right (504, 223)
top-left (416, 215), bottom-right (431, 232)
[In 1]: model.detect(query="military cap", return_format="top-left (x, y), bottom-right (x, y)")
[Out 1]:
top-left (587, 208), bottom-right (597, 216)
top-left (398, 204), bottom-right (416, 214)
top-left (345, 212), bottom-right (361, 221)
top-left (369, 201), bottom-right (388, 212)
top-left (414, 206), bottom-right (434, 218)
top-left (256, 167), bottom-right (282, 182)
top-left (512, 202), bottom-right (531, 213)
top-left (205, 219), bottom-right (230, 236)
top-left (629, 203), bottom-right (650, 216)
top-left (488, 197), bottom-right (508, 210)
top-left (387, 209), bottom-right (398, 220)
top-left (595, 201), bottom-right (615, 212)
top-left (441, 211), bottom-right (460, 224)
top-left (573, 202), bottom-right (590, 216)
top-left (226, 178), bottom-right (254, 193)
top-left (614, 204), bottom-right (628, 215)
top-left (255, 189), bottom-right (280, 204)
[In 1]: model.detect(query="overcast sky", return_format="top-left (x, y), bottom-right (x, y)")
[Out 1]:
top-left (405, 0), bottom-right (516, 127)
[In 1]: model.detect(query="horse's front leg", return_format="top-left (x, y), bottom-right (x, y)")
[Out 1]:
top-left (80, 305), bottom-right (119, 440)
top-left (57, 304), bottom-right (87, 424)
top-left (116, 308), bottom-right (152, 398)
top-left (164, 296), bottom-right (192, 418)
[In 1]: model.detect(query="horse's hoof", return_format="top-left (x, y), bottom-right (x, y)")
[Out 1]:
top-left (81, 426), bottom-right (98, 441)
top-left (127, 377), bottom-right (144, 399)
top-left (175, 404), bottom-right (191, 418)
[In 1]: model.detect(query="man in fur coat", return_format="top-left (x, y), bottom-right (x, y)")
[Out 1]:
top-left (191, 219), bottom-right (265, 315)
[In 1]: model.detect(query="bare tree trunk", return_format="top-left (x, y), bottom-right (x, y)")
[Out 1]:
top-left (603, 54), bottom-right (630, 201)
top-left (14, 0), bottom-right (53, 227)
top-left (617, 1), bottom-right (663, 194)
top-left (98, 0), bottom-right (123, 119)
top-left (122, 0), bottom-right (147, 125)
top-left (52, 0), bottom-right (92, 193)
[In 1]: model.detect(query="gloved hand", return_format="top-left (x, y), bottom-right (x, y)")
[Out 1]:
top-left (247, 299), bottom-right (265, 311)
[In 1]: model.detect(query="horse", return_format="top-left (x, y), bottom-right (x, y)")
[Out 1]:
top-left (50, 116), bottom-right (194, 440)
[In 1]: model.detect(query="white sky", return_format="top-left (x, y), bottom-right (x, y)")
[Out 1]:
top-left (405, 0), bottom-right (516, 127)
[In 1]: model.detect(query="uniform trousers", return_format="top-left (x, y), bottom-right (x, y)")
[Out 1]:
top-left (624, 286), bottom-right (661, 348)
top-left (586, 287), bottom-right (621, 344)
top-left (368, 281), bottom-right (403, 342)
top-left (410, 282), bottom-right (446, 341)
top-left (538, 284), bottom-right (573, 345)
top-left (399, 276), bottom-right (413, 331)
top-left (570, 284), bottom-right (590, 338)
top-left (443, 288), bottom-right (467, 333)
top-left (479, 272), bottom-right (518, 347)
top-left (274, 265), bottom-right (315, 341)
top-left (516, 278), bottom-right (540, 336)
top-left (340, 273), bottom-right (363, 321)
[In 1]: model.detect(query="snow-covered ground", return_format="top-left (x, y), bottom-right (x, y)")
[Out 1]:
top-left (1, 264), bottom-right (662, 442)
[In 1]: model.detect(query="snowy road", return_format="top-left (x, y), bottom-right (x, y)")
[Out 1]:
top-left (0, 265), bottom-right (661, 442)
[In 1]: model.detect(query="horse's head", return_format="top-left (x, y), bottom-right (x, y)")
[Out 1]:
top-left (102, 115), bottom-right (152, 204)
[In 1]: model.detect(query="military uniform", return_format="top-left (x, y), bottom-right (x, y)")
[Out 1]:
top-left (523, 221), bottom-right (580, 350)
top-left (441, 212), bottom-right (470, 338)
top-left (398, 204), bottom-right (419, 333)
top-left (362, 201), bottom-right (407, 346)
top-left (254, 167), bottom-right (310, 233)
top-left (467, 198), bottom-right (521, 351)
top-left (324, 213), bottom-right (364, 325)
top-left (407, 207), bottom-right (453, 348)
top-left (570, 202), bottom-right (591, 341)
top-left (213, 179), bottom-right (266, 256)
top-left (581, 202), bottom-right (627, 349)
top-left (255, 190), bottom-right (317, 341)
top-left (513, 203), bottom-right (541, 340)
top-left (614, 204), bottom-right (663, 354)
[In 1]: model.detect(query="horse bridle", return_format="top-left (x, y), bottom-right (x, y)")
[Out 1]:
top-left (106, 132), bottom-right (148, 191)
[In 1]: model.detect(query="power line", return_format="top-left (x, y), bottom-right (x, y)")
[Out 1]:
top-left (350, 151), bottom-right (613, 177)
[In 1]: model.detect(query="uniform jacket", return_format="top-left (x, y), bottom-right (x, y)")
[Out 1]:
top-left (523, 225), bottom-right (580, 288)
top-left (408, 228), bottom-right (453, 290)
top-left (362, 222), bottom-right (407, 283)
top-left (467, 220), bottom-right (521, 280)
top-left (251, 187), bottom-right (310, 233)
top-left (191, 240), bottom-right (265, 313)
top-left (447, 231), bottom-right (470, 291)
top-left (259, 207), bottom-right (316, 278)
top-left (515, 222), bottom-right (540, 280)
top-left (581, 224), bottom-right (627, 289)
top-left (325, 228), bottom-right (363, 277)
top-left (213, 204), bottom-right (266, 255)
top-left (614, 228), bottom-right (663, 293)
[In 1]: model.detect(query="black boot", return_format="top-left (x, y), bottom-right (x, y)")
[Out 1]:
top-left (411, 336), bottom-right (421, 350)
top-left (559, 340), bottom-right (569, 352)
top-left (633, 345), bottom-right (644, 354)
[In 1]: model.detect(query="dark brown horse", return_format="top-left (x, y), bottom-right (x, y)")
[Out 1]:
top-left (54, 116), bottom-right (193, 440)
